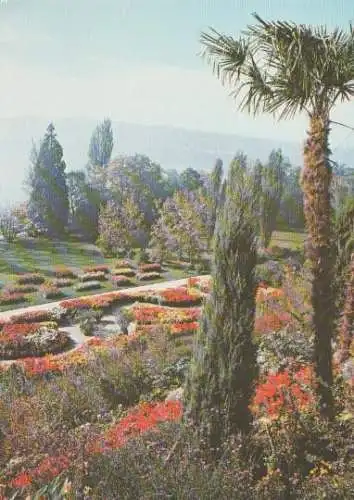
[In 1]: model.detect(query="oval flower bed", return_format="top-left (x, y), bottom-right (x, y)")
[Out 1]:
top-left (16, 273), bottom-right (45, 285)
top-left (130, 304), bottom-right (201, 324)
top-left (4, 285), bottom-right (38, 294)
top-left (82, 265), bottom-right (110, 273)
top-left (79, 272), bottom-right (107, 282)
top-left (0, 322), bottom-right (70, 360)
top-left (0, 292), bottom-right (28, 306)
top-left (136, 272), bottom-right (161, 281)
top-left (112, 268), bottom-right (136, 277)
top-left (40, 285), bottom-right (64, 300)
top-left (139, 263), bottom-right (162, 273)
top-left (156, 287), bottom-right (203, 306)
top-left (111, 275), bottom-right (134, 287)
top-left (52, 278), bottom-right (75, 288)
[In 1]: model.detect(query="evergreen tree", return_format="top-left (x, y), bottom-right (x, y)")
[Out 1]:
top-left (27, 123), bottom-right (69, 237)
top-left (184, 159), bottom-right (259, 456)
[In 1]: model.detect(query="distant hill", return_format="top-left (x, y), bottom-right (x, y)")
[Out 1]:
top-left (0, 117), bottom-right (352, 204)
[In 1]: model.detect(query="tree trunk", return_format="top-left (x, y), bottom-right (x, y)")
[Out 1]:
top-left (301, 115), bottom-right (335, 418)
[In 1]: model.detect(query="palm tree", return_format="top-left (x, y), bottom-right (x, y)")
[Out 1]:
top-left (200, 13), bottom-right (354, 417)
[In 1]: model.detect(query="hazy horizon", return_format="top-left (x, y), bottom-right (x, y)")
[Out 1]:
top-left (1, 1), bottom-right (354, 203)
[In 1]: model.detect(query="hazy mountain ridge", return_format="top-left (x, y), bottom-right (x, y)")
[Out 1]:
top-left (0, 117), bottom-right (352, 204)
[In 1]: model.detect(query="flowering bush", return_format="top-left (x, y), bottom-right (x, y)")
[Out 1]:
top-left (139, 263), bottom-right (162, 273)
top-left (74, 281), bottom-right (102, 292)
top-left (0, 292), bottom-right (28, 305)
top-left (16, 273), bottom-right (45, 285)
top-left (112, 268), bottom-right (136, 277)
top-left (79, 271), bottom-right (107, 282)
top-left (53, 266), bottom-right (77, 279)
top-left (136, 272), bottom-right (161, 281)
top-left (111, 275), bottom-right (133, 287)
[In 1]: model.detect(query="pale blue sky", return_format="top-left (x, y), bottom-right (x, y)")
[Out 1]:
top-left (1, 1), bottom-right (354, 146)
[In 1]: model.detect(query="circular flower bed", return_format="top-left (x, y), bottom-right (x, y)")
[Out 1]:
top-left (0, 322), bottom-right (71, 360)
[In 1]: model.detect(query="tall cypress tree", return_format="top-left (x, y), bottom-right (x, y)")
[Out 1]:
top-left (28, 123), bottom-right (69, 237)
top-left (184, 159), bottom-right (259, 455)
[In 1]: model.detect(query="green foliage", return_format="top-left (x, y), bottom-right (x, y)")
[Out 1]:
top-left (184, 159), bottom-right (259, 454)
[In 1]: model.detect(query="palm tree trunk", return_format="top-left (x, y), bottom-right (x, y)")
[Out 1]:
top-left (301, 114), bottom-right (335, 418)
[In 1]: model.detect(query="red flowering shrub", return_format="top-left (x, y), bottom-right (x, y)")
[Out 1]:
top-left (251, 365), bottom-right (315, 419)
top-left (90, 401), bottom-right (183, 453)
top-left (139, 263), bottom-right (162, 273)
top-left (16, 273), bottom-right (45, 285)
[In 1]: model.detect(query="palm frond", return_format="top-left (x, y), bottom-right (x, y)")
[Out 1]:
top-left (201, 13), bottom-right (354, 119)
